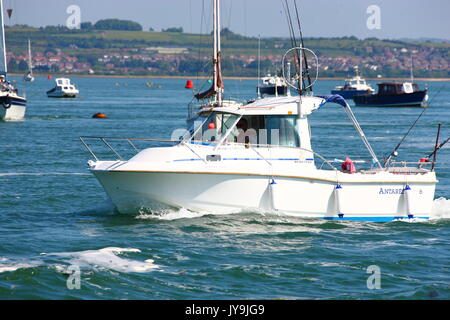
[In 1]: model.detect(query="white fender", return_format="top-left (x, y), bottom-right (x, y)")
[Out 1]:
top-left (404, 185), bottom-right (413, 218)
top-left (269, 179), bottom-right (279, 211)
top-left (335, 184), bottom-right (343, 218)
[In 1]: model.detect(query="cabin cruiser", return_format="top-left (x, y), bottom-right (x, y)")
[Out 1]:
top-left (80, 0), bottom-right (437, 221)
top-left (47, 78), bottom-right (79, 98)
top-left (257, 74), bottom-right (289, 97)
top-left (331, 66), bottom-right (375, 99)
top-left (353, 82), bottom-right (428, 107)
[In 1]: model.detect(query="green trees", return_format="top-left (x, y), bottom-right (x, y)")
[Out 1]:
top-left (94, 19), bottom-right (143, 31)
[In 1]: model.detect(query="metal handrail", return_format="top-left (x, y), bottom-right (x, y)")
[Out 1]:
top-left (81, 136), bottom-right (428, 173)
top-left (79, 136), bottom-right (180, 161)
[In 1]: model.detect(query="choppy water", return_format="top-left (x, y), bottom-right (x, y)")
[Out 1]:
top-left (0, 76), bottom-right (449, 299)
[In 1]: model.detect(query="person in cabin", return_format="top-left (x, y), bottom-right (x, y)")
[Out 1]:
top-left (235, 118), bottom-right (255, 147)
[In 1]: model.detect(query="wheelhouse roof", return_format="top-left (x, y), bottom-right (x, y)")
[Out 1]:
top-left (197, 95), bottom-right (325, 117)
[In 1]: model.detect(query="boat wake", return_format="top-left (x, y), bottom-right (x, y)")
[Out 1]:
top-left (43, 247), bottom-right (159, 273)
top-left (430, 197), bottom-right (450, 220)
top-left (0, 247), bottom-right (158, 275)
top-left (133, 198), bottom-right (450, 222)
top-left (0, 257), bottom-right (43, 273)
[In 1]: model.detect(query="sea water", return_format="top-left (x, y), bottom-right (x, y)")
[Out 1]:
top-left (0, 76), bottom-right (448, 299)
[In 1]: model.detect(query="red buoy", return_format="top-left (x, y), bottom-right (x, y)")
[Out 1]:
top-left (47, 75), bottom-right (52, 80)
top-left (92, 113), bottom-right (107, 118)
top-left (185, 80), bottom-right (194, 89)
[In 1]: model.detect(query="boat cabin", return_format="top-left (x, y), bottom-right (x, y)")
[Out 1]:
top-left (185, 96), bottom-right (323, 151)
top-left (377, 82), bottom-right (419, 95)
top-left (54, 78), bottom-right (77, 91)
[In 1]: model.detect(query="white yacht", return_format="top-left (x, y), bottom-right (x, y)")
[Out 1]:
top-left (0, 0), bottom-right (26, 121)
top-left (257, 74), bottom-right (288, 97)
top-left (47, 78), bottom-right (79, 98)
top-left (80, 0), bottom-right (437, 221)
top-left (331, 66), bottom-right (375, 99)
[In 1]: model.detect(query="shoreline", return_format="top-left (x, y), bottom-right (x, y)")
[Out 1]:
top-left (9, 73), bottom-right (450, 82)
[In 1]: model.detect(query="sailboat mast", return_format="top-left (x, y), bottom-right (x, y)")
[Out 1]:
top-left (0, 0), bottom-right (7, 75)
top-left (213, 0), bottom-right (223, 104)
top-left (28, 39), bottom-right (32, 75)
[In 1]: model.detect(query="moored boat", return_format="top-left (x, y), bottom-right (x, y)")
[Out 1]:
top-left (331, 66), bottom-right (375, 99)
top-left (0, 0), bottom-right (26, 121)
top-left (47, 78), bottom-right (79, 98)
top-left (257, 74), bottom-right (289, 97)
top-left (353, 82), bottom-right (428, 107)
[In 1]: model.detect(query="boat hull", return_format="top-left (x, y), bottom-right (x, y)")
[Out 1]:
top-left (353, 90), bottom-right (427, 107)
top-left (92, 169), bottom-right (436, 221)
top-left (331, 89), bottom-right (373, 100)
top-left (0, 96), bottom-right (27, 121)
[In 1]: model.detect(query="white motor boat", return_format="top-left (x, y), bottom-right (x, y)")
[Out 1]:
top-left (257, 74), bottom-right (289, 97)
top-left (80, 0), bottom-right (438, 221)
top-left (0, 0), bottom-right (26, 121)
top-left (47, 78), bottom-right (79, 98)
top-left (331, 66), bottom-right (375, 99)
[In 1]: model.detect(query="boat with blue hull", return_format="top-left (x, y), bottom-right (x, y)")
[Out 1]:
top-left (353, 82), bottom-right (428, 107)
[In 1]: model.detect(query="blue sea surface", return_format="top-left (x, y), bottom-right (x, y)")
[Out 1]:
top-left (0, 76), bottom-right (449, 299)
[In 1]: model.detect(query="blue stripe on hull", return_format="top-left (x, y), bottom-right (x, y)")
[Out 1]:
top-left (322, 216), bottom-right (429, 222)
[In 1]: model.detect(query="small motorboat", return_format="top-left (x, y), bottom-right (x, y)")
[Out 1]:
top-left (257, 74), bottom-right (289, 97)
top-left (353, 82), bottom-right (428, 107)
top-left (47, 78), bottom-right (79, 98)
top-left (331, 66), bottom-right (375, 99)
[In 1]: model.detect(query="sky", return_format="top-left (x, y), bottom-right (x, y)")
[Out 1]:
top-left (3, 0), bottom-right (450, 40)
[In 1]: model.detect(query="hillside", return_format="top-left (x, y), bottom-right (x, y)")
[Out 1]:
top-left (5, 25), bottom-right (450, 78)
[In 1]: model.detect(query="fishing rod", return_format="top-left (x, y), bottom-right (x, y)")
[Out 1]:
top-left (426, 136), bottom-right (449, 159)
top-left (293, 0), bottom-right (313, 93)
top-left (383, 84), bottom-right (446, 167)
top-left (281, 0), bottom-right (306, 93)
top-left (383, 107), bottom-right (427, 166)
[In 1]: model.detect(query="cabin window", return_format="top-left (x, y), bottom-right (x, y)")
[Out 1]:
top-left (225, 115), bottom-right (299, 147)
top-left (265, 115), bottom-right (300, 147)
top-left (189, 112), bottom-right (240, 144)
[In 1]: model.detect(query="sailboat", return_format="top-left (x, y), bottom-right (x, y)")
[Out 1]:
top-left (0, 0), bottom-right (26, 121)
top-left (23, 39), bottom-right (34, 82)
top-left (80, 0), bottom-right (438, 221)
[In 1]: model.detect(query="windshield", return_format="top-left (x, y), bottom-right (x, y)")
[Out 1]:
top-left (188, 112), bottom-right (240, 145)
top-left (186, 113), bottom-right (300, 148)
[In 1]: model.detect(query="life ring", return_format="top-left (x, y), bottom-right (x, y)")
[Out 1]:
top-left (2, 101), bottom-right (11, 109)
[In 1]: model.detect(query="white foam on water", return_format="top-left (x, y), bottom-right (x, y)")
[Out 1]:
top-left (44, 247), bottom-right (158, 273)
top-left (0, 257), bottom-right (42, 273)
top-left (430, 197), bottom-right (450, 220)
top-left (135, 207), bottom-right (236, 221)
top-left (134, 198), bottom-right (450, 222)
